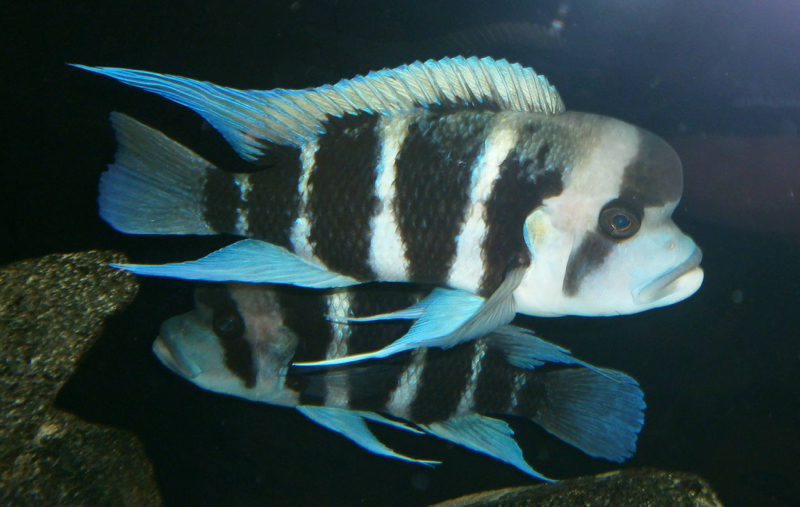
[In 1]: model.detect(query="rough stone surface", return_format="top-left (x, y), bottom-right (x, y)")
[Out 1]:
top-left (0, 251), bottom-right (161, 506)
top-left (429, 469), bottom-right (724, 507)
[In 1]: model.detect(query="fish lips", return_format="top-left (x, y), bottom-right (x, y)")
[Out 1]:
top-left (634, 248), bottom-right (704, 306)
top-left (153, 317), bottom-right (204, 380)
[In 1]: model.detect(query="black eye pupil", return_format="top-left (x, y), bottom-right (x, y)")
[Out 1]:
top-left (218, 318), bottom-right (235, 332)
top-left (598, 199), bottom-right (641, 239)
top-left (213, 310), bottom-right (243, 338)
top-left (611, 213), bottom-right (631, 230)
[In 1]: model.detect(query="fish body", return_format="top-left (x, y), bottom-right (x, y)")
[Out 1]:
top-left (155, 283), bottom-right (645, 480)
top-left (77, 57), bottom-right (703, 362)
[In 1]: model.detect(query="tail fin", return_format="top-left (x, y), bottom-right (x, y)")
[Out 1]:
top-left (526, 368), bottom-right (645, 463)
top-left (99, 112), bottom-right (216, 235)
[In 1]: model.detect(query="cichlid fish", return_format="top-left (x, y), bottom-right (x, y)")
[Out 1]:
top-left (155, 283), bottom-right (645, 481)
top-left (75, 56), bottom-right (703, 364)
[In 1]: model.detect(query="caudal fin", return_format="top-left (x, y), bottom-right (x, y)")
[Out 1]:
top-left (525, 368), bottom-right (645, 463)
top-left (99, 112), bottom-right (219, 236)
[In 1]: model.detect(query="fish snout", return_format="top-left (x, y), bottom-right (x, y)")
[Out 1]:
top-left (153, 332), bottom-right (202, 380)
top-left (633, 247), bottom-right (704, 305)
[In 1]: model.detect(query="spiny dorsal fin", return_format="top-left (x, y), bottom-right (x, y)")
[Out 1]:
top-left (74, 57), bottom-right (564, 162)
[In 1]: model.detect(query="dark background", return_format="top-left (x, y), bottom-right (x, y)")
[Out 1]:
top-left (3, 1), bottom-right (799, 506)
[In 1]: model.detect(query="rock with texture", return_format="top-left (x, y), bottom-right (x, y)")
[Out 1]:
top-left (0, 251), bottom-right (161, 507)
top-left (429, 469), bottom-right (724, 507)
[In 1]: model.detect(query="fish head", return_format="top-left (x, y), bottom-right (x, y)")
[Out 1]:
top-left (515, 113), bottom-right (703, 316)
top-left (153, 283), bottom-right (299, 405)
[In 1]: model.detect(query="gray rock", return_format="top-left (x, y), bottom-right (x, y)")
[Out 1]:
top-left (0, 251), bottom-right (161, 507)
top-left (429, 469), bottom-right (724, 507)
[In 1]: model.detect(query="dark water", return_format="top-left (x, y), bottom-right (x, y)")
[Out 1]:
top-left (3, 1), bottom-right (799, 506)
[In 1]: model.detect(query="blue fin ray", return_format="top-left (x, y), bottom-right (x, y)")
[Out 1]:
top-left (487, 326), bottom-right (622, 381)
top-left (422, 415), bottom-right (554, 482)
top-left (294, 267), bottom-right (525, 367)
top-left (99, 112), bottom-right (216, 235)
top-left (530, 368), bottom-right (645, 462)
top-left (72, 57), bottom-right (564, 162)
top-left (297, 406), bottom-right (438, 465)
top-left (113, 239), bottom-right (361, 288)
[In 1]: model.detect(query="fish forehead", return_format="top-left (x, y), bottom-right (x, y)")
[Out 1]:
top-left (543, 113), bottom-right (682, 228)
top-left (619, 127), bottom-right (683, 207)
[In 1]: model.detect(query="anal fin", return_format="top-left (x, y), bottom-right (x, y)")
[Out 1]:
top-left (422, 414), bottom-right (554, 482)
top-left (297, 406), bottom-right (438, 465)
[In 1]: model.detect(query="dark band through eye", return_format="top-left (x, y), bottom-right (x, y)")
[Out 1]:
top-left (212, 310), bottom-right (244, 340)
top-left (599, 199), bottom-right (641, 239)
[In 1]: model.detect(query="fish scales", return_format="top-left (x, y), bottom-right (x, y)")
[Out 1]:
top-left (408, 341), bottom-right (482, 424)
top-left (81, 56), bottom-right (703, 367)
top-left (153, 282), bottom-right (646, 479)
top-left (394, 111), bottom-right (493, 284)
top-left (201, 170), bottom-right (240, 234)
top-left (203, 109), bottom-right (577, 297)
top-left (307, 113), bottom-right (382, 281)
top-left (241, 150), bottom-right (303, 249)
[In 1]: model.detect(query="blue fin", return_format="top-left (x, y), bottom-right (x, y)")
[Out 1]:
top-left (113, 239), bottom-right (361, 288)
top-left (530, 368), bottom-right (645, 462)
top-left (99, 112), bottom-right (216, 235)
top-left (72, 57), bottom-right (563, 161)
top-left (294, 267), bottom-right (524, 367)
top-left (487, 326), bottom-right (619, 380)
top-left (422, 415), bottom-right (554, 482)
top-left (336, 294), bottom-right (432, 322)
top-left (297, 406), bottom-right (439, 465)
top-left (293, 288), bottom-right (482, 366)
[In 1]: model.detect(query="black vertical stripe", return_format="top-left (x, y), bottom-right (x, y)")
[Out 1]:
top-left (472, 347), bottom-right (519, 415)
top-left (620, 129), bottom-right (683, 207)
top-left (395, 111), bottom-right (492, 284)
top-left (480, 144), bottom-right (564, 296)
top-left (409, 341), bottom-right (479, 424)
top-left (346, 287), bottom-right (418, 412)
top-left (562, 231), bottom-right (613, 297)
top-left (202, 169), bottom-right (241, 234)
top-left (282, 289), bottom-right (335, 405)
top-left (307, 113), bottom-right (382, 280)
top-left (245, 147), bottom-right (303, 249)
top-left (513, 370), bottom-right (547, 419)
top-left (195, 287), bottom-right (257, 388)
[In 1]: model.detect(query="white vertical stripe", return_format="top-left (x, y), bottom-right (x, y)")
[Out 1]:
top-left (455, 340), bottom-right (488, 415)
top-left (447, 122), bottom-right (519, 293)
top-left (290, 141), bottom-right (326, 266)
top-left (234, 174), bottom-right (252, 236)
top-left (386, 348), bottom-right (427, 418)
top-left (367, 116), bottom-right (411, 281)
top-left (324, 291), bottom-right (352, 408)
top-left (508, 372), bottom-right (528, 412)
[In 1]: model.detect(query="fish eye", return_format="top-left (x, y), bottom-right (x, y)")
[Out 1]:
top-left (212, 309), bottom-right (244, 340)
top-left (599, 199), bottom-right (641, 239)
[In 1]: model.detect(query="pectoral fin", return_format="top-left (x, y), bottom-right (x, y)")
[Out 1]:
top-left (297, 406), bottom-right (438, 465)
top-left (422, 414), bottom-right (554, 482)
top-left (295, 268), bottom-right (525, 367)
top-left (113, 239), bottom-right (360, 288)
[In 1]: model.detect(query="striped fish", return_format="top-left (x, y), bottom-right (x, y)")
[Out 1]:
top-left (155, 283), bottom-right (645, 481)
top-left (75, 56), bottom-right (703, 364)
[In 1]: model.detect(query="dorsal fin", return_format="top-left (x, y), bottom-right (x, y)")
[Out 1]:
top-left (73, 56), bottom-right (565, 161)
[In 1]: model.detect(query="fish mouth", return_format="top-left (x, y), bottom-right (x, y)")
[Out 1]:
top-left (152, 335), bottom-right (202, 380)
top-left (634, 248), bottom-right (704, 305)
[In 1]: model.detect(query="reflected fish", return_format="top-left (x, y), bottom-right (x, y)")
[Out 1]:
top-left (155, 283), bottom-right (645, 481)
top-left (75, 56), bottom-right (703, 365)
